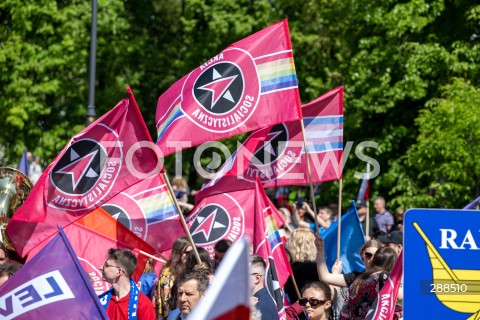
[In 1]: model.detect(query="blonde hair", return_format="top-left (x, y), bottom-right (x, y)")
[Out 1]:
top-left (286, 228), bottom-right (316, 263)
top-left (172, 176), bottom-right (188, 189)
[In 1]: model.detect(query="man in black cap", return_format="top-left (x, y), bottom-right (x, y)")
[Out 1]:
top-left (378, 230), bottom-right (403, 256)
top-left (356, 199), bottom-right (379, 239)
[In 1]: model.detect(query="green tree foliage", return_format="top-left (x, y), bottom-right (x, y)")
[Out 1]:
top-left (0, 0), bottom-right (133, 165)
top-left (391, 79), bottom-right (480, 208)
top-left (1, 0), bottom-right (479, 209)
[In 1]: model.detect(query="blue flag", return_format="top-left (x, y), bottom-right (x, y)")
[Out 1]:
top-left (321, 200), bottom-right (366, 273)
top-left (17, 150), bottom-right (29, 176)
top-left (0, 227), bottom-right (108, 319)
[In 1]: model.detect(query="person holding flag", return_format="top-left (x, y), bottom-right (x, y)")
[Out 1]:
top-left (339, 247), bottom-right (398, 320)
top-left (99, 248), bottom-right (155, 320)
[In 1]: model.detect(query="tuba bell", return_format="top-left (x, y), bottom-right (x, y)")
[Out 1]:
top-left (0, 167), bottom-right (32, 251)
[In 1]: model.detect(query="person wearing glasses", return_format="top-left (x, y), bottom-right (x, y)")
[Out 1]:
top-left (250, 255), bottom-right (279, 320)
top-left (99, 248), bottom-right (155, 320)
top-left (315, 237), bottom-right (383, 288)
top-left (340, 247), bottom-right (398, 320)
top-left (299, 281), bottom-right (333, 320)
top-left (315, 237), bottom-right (383, 319)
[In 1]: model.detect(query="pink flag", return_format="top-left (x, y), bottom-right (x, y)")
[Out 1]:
top-left (186, 188), bottom-right (256, 258)
top-left (26, 208), bottom-right (156, 295)
top-left (186, 180), bottom-right (292, 318)
top-left (253, 179), bottom-right (293, 318)
top-left (156, 20), bottom-right (302, 156)
top-left (195, 86), bottom-right (344, 203)
top-left (99, 173), bottom-right (185, 254)
top-left (365, 250), bottom-right (403, 320)
top-left (7, 88), bottom-right (161, 257)
top-left (187, 238), bottom-right (251, 320)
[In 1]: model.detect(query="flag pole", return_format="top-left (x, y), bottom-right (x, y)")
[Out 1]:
top-left (336, 178), bottom-right (343, 260)
top-left (139, 250), bottom-right (167, 264)
top-left (162, 171), bottom-right (202, 264)
top-left (366, 199), bottom-right (370, 239)
top-left (290, 274), bottom-right (302, 300)
top-left (300, 120), bottom-right (319, 236)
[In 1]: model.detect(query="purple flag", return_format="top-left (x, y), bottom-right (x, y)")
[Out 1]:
top-left (17, 150), bottom-right (29, 176)
top-left (463, 195), bottom-right (480, 209)
top-left (0, 227), bottom-right (108, 319)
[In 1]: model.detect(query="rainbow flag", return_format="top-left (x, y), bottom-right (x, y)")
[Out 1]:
top-left (256, 51), bottom-right (298, 94)
top-left (100, 174), bottom-right (184, 253)
top-left (156, 20), bottom-right (301, 156)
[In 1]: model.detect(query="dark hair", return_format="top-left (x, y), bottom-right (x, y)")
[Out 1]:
top-left (165, 236), bottom-right (191, 278)
top-left (354, 247), bottom-right (397, 290)
top-left (176, 269), bottom-right (210, 295)
top-left (0, 263), bottom-right (21, 277)
top-left (250, 255), bottom-right (266, 272)
top-left (185, 247), bottom-right (212, 272)
top-left (301, 281), bottom-right (333, 319)
top-left (214, 239), bottom-right (232, 253)
top-left (371, 230), bottom-right (388, 240)
top-left (107, 248), bottom-right (137, 278)
top-left (301, 281), bottom-right (332, 300)
top-left (0, 241), bottom-right (8, 259)
top-left (370, 246), bottom-right (397, 273)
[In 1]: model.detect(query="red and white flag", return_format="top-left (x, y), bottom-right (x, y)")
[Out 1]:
top-left (357, 162), bottom-right (371, 202)
top-left (187, 237), bottom-right (251, 320)
top-left (365, 250), bottom-right (403, 320)
top-left (195, 86), bottom-right (344, 203)
top-left (7, 88), bottom-right (161, 257)
top-left (156, 20), bottom-right (302, 156)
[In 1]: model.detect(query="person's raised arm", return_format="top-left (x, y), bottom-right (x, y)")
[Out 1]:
top-left (291, 202), bottom-right (310, 229)
top-left (315, 236), bottom-right (348, 287)
top-left (304, 203), bottom-right (330, 230)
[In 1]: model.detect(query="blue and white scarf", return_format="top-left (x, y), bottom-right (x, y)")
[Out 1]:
top-left (99, 278), bottom-right (139, 320)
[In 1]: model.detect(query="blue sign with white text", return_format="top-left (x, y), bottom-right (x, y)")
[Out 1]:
top-left (404, 209), bottom-right (480, 319)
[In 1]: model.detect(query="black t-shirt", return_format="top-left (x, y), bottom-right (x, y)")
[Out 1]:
top-left (284, 261), bottom-right (319, 303)
top-left (343, 270), bottom-right (362, 286)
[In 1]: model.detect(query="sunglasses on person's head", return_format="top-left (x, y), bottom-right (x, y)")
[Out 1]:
top-left (298, 298), bottom-right (327, 307)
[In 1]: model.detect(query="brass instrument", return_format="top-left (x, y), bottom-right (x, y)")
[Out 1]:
top-left (0, 167), bottom-right (32, 250)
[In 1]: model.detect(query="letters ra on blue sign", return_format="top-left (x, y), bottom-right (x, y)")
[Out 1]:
top-left (404, 209), bottom-right (480, 319)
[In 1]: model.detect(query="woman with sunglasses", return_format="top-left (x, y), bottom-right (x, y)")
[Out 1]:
top-left (299, 281), bottom-right (333, 320)
top-left (315, 237), bottom-right (383, 288)
top-left (340, 247), bottom-right (398, 320)
top-left (152, 236), bottom-right (192, 319)
top-left (360, 240), bottom-right (383, 269)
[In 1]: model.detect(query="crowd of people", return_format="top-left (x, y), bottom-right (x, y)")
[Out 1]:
top-left (0, 179), bottom-right (405, 320)
top-left (151, 188), bottom-right (404, 320)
